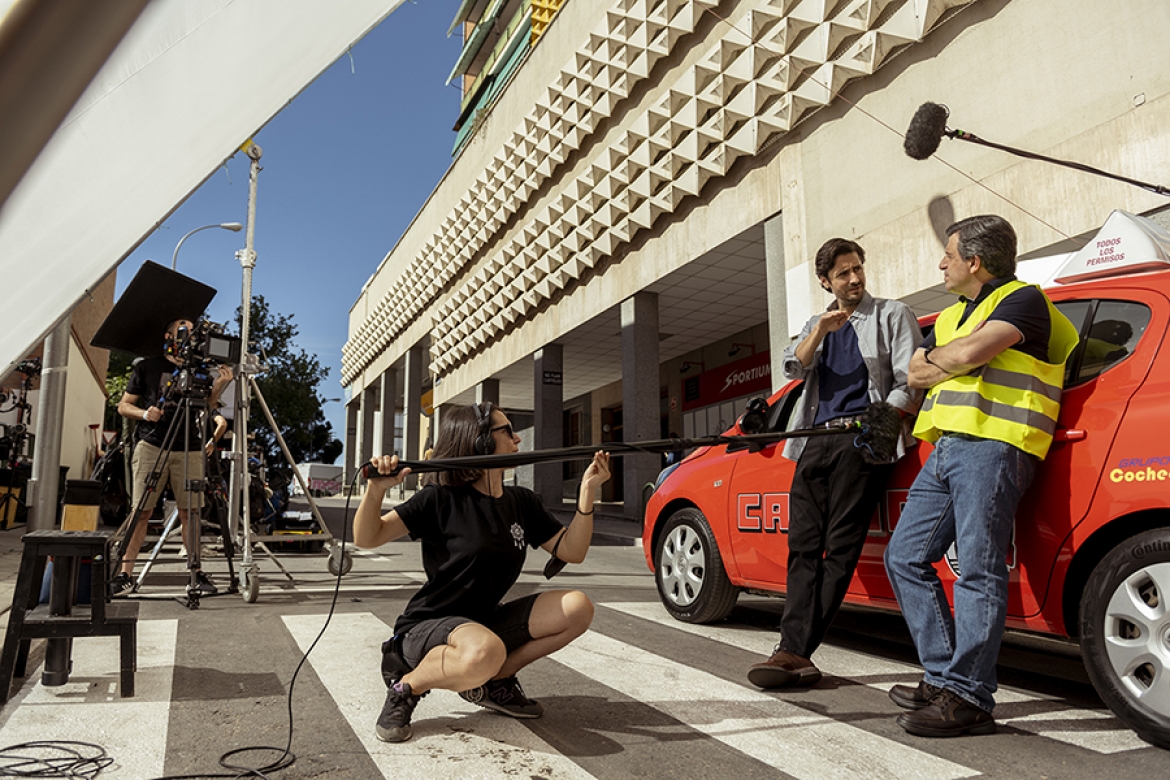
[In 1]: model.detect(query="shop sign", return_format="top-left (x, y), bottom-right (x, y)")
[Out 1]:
top-left (681, 350), bottom-right (771, 411)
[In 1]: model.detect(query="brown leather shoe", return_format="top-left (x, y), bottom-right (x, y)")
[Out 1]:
top-left (896, 688), bottom-right (996, 737)
top-left (747, 648), bottom-right (822, 689)
top-left (888, 678), bottom-right (941, 710)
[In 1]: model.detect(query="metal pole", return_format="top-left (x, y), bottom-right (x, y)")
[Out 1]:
top-left (234, 143), bottom-right (262, 582)
top-left (27, 315), bottom-right (71, 531)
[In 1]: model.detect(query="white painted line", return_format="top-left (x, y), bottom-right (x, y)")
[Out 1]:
top-left (604, 601), bottom-right (927, 682)
top-left (0, 619), bottom-right (178, 779)
top-left (261, 584), bottom-right (421, 595)
top-left (603, 602), bottom-right (1150, 753)
top-left (554, 630), bottom-right (975, 780)
top-left (998, 708), bottom-right (1150, 754)
top-left (123, 581), bottom-right (424, 599)
top-left (282, 613), bottom-right (597, 780)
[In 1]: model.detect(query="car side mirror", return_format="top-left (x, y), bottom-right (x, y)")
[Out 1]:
top-left (737, 397), bottom-right (769, 435)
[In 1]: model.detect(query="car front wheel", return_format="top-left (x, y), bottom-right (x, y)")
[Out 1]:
top-left (1080, 528), bottom-right (1170, 749)
top-left (654, 507), bottom-right (738, 624)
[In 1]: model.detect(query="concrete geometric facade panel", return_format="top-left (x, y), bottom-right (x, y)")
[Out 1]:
top-left (342, 0), bottom-right (973, 384)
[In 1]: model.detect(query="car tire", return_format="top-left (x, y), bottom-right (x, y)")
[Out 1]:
top-left (1079, 527), bottom-right (1170, 749)
top-left (654, 507), bottom-right (738, 624)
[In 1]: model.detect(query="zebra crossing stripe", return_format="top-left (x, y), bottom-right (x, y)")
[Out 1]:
top-left (281, 612), bottom-right (598, 780)
top-left (278, 584), bottom-right (420, 594)
top-left (604, 601), bottom-right (938, 684)
top-left (553, 629), bottom-right (974, 780)
top-left (0, 619), bottom-right (178, 780)
top-left (602, 602), bottom-right (1151, 754)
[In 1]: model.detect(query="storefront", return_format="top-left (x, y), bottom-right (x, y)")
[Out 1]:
top-left (680, 350), bottom-right (772, 439)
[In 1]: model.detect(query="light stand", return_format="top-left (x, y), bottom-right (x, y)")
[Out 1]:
top-left (226, 142), bottom-right (262, 601)
top-left (227, 143), bottom-right (348, 603)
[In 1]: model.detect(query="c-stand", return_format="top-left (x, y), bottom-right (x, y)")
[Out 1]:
top-left (225, 143), bottom-right (347, 603)
top-left (109, 362), bottom-right (238, 609)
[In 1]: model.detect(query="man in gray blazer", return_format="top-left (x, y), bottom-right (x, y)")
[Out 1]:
top-left (748, 238), bottom-right (921, 688)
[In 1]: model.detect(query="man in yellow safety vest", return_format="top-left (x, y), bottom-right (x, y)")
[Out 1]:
top-left (884, 215), bottom-right (1079, 738)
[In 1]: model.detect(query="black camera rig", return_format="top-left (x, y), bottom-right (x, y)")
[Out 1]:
top-left (167, 319), bottom-right (241, 401)
top-left (172, 319), bottom-right (241, 367)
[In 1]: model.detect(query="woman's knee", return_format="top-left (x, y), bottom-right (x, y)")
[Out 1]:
top-left (450, 625), bottom-right (507, 671)
top-left (562, 590), bottom-right (594, 633)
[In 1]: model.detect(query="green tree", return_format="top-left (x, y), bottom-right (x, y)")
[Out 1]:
top-left (234, 295), bottom-right (343, 467)
top-left (104, 351), bottom-right (135, 432)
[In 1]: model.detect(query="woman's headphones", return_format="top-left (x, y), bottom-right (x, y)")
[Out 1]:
top-left (473, 402), bottom-right (495, 455)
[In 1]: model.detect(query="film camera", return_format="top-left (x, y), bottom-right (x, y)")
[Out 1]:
top-left (169, 319), bottom-right (241, 400)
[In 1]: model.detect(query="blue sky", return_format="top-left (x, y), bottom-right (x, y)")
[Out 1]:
top-left (116, 0), bottom-right (463, 461)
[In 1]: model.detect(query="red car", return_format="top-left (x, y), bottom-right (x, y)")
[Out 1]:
top-left (643, 218), bottom-right (1170, 749)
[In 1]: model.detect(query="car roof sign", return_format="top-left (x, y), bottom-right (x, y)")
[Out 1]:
top-left (1055, 210), bottom-right (1170, 284)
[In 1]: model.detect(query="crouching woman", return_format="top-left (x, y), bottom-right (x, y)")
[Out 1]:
top-left (354, 402), bottom-right (611, 742)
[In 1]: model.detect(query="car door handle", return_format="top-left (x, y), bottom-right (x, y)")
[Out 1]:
top-left (1054, 429), bottom-right (1086, 442)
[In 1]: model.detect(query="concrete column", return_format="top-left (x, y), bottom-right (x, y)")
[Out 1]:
top-left (379, 367), bottom-right (398, 455)
top-left (27, 316), bottom-right (70, 531)
top-left (621, 292), bottom-right (660, 520)
top-left (533, 344), bottom-right (563, 507)
top-left (476, 378), bottom-right (500, 408)
top-left (402, 344), bottom-right (424, 489)
top-left (764, 212), bottom-right (789, 392)
top-left (345, 400), bottom-right (359, 487)
top-left (360, 384), bottom-right (377, 476)
top-left (778, 142), bottom-right (813, 341)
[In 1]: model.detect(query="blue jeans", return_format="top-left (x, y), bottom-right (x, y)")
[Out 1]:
top-left (884, 435), bottom-right (1037, 712)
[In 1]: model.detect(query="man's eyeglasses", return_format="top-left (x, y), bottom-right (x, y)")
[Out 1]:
top-left (490, 423), bottom-right (515, 439)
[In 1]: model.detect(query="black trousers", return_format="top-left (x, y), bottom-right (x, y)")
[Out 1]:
top-left (778, 433), bottom-right (893, 658)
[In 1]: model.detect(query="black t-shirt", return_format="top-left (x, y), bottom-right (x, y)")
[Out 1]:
top-left (393, 483), bottom-right (563, 635)
top-left (125, 356), bottom-right (204, 451)
top-left (919, 277), bottom-right (1052, 361)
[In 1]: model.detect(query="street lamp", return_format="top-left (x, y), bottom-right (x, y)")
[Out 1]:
top-left (171, 222), bottom-right (244, 270)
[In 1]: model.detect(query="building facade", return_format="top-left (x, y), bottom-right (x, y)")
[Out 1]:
top-left (344, 0), bottom-right (1170, 515)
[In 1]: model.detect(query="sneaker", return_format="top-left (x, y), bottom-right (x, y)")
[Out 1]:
top-left (747, 646), bottom-right (822, 689)
top-left (459, 676), bottom-right (543, 718)
top-left (889, 678), bottom-right (942, 710)
top-left (376, 680), bottom-right (426, 742)
top-left (109, 572), bottom-right (135, 598)
top-left (896, 688), bottom-right (996, 737)
top-left (189, 571), bottom-right (218, 597)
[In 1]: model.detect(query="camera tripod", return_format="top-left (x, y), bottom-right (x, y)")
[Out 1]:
top-left (110, 374), bottom-right (239, 609)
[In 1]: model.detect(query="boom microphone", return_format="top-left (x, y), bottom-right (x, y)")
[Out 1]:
top-left (903, 101), bottom-right (1170, 195)
top-left (358, 401), bottom-right (905, 482)
top-left (904, 102), bottom-right (950, 160)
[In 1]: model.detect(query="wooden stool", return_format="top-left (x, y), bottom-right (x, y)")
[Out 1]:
top-left (0, 530), bottom-right (138, 702)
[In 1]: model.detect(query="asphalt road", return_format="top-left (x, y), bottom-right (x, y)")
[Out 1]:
top-left (1, 522), bottom-right (1167, 779)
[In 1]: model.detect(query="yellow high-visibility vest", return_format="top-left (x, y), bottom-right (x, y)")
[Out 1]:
top-left (913, 280), bottom-right (1079, 459)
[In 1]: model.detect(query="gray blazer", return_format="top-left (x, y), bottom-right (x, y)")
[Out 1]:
top-left (781, 291), bottom-right (923, 462)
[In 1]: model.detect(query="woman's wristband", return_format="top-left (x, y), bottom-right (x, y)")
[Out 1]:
top-left (576, 505), bottom-right (594, 516)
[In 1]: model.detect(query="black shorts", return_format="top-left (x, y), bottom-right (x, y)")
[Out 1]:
top-left (398, 593), bottom-right (540, 669)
